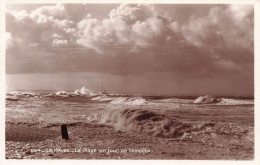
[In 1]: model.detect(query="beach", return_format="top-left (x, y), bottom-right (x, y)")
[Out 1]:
top-left (5, 92), bottom-right (254, 159)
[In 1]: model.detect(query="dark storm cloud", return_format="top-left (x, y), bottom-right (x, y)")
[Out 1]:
top-left (5, 4), bottom-right (254, 95)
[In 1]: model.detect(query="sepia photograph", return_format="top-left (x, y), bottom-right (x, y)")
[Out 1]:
top-left (3, 2), bottom-right (256, 161)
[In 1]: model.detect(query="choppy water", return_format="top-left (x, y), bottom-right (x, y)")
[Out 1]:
top-left (6, 91), bottom-right (254, 144)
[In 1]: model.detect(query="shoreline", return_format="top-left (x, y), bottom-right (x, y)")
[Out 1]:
top-left (5, 122), bottom-right (254, 160)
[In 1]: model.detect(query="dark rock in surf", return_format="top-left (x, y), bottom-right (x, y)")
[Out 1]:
top-left (6, 97), bottom-right (19, 101)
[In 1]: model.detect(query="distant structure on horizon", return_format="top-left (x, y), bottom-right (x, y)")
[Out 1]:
top-left (102, 82), bottom-right (108, 94)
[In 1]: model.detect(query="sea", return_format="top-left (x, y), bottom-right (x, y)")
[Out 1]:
top-left (5, 89), bottom-right (254, 141)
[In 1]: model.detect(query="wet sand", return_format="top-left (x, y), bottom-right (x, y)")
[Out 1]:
top-left (6, 121), bottom-right (254, 159)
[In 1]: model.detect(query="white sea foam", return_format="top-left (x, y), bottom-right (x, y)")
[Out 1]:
top-left (194, 95), bottom-right (221, 104)
top-left (74, 90), bottom-right (81, 95)
top-left (72, 87), bottom-right (96, 96)
top-left (91, 96), bottom-right (147, 105)
top-left (109, 97), bottom-right (147, 105)
top-left (90, 109), bottom-right (217, 138)
top-left (91, 95), bottom-right (114, 101)
top-left (54, 87), bottom-right (96, 97)
top-left (217, 98), bottom-right (253, 105)
top-left (56, 91), bottom-right (69, 96)
top-left (193, 95), bottom-right (253, 105)
top-left (6, 92), bottom-right (38, 97)
top-left (79, 87), bottom-right (96, 96)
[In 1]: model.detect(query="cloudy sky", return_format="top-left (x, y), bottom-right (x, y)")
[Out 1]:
top-left (5, 4), bottom-right (254, 95)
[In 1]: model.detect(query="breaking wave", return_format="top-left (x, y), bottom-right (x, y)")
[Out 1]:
top-left (91, 96), bottom-right (147, 105)
top-left (193, 95), bottom-right (254, 105)
top-left (91, 95), bottom-right (115, 102)
top-left (217, 98), bottom-right (254, 105)
top-left (78, 87), bottom-right (96, 96)
top-left (194, 95), bottom-right (221, 104)
top-left (55, 87), bottom-right (96, 97)
top-left (55, 91), bottom-right (69, 96)
top-left (89, 109), bottom-right (217, 138)
top-left (6, 91), bottom-right (253, 106)
top-left (6, 92), bottom-right (38, 97)
top-left (6, 92), bottom-right (42, 100)
top-left (110, 97), bottom-right (147, 105)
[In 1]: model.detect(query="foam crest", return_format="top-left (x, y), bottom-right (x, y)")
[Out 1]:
top-left (6, 92), bottom-right (38, 97)
top-left (217, 98), bottom-right (254, 105)
top-left (56, 91), bottom-right (69, 96)
top-left (54, 87), bottom-right (96, 97)
top-left (91, 96), bottom-right (115, 101)
top-left (109, 97), bottom-right (147, 105)
top-left (194, 95), bottom-right (221, 104)
top-left (91, 96), bottom-right (147, 105)
top-left (91, 109), bottom-right (217, 138)
top-left (79, 87), bottom-right (96, 96)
